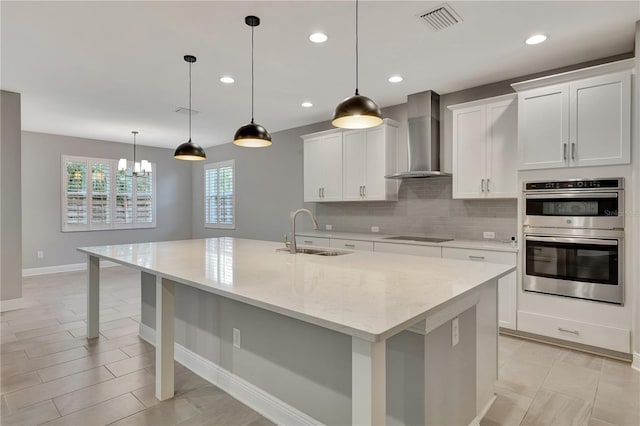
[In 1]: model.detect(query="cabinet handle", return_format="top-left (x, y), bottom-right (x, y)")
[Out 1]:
top-left (304, 240), bottom-right (313, 244)
top-left (345, 244), bottom-right (356, 248)
top-left (362, 185), bottom-right (366, 197)
top-left (321, 187), bottom-right (325, 198)
top-left (469, 255), bottom-right (485, 261)
top-left (571, 143), bottom-right (576, 160)
top-left (359, 186), bottom-right (363, 197)
top-left (563, 143), bottom-right (567, 160)
top-left (558, 327), bottom-right (580, 335)
top-left (486, 179), bottom-right (490, 192)
top-left (481, 179), bottom-right (485, 192)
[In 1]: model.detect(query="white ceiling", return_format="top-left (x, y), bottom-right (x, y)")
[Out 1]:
top-left (2, 1), bottom-right (639, 149)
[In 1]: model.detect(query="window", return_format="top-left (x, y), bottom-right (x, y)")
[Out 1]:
top-left (205, 160), bottom-right (235, 229)
top-left (62, 155), bottom-right (156, 232)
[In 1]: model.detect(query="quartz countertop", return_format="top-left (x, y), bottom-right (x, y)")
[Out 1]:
top-left (295, 230), bottom-right (518, 253)
top-left (79, 238), bottom-right (514, 342)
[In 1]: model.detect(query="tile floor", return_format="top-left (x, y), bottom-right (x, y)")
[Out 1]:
top-left (1, 266), bottom-right (639, 425)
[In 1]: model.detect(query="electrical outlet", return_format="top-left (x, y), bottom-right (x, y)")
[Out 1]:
top-left (483, 231), bottom-right (495, 239)
top-left (233, 328), bottom-right (241, 348)
top-left (452, 317), bottom-right (459, 347)
top-left (37, 250), bottom-right (44, 259)
top-left (325, 224), bottom-right (333, 231)
top-left (371, 226), bottom-right (380, 233)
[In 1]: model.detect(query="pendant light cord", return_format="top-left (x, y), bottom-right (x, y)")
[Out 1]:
top-left (251, 24), bottom-right (255, 124)
top-left (355, 0), bottom-right (359, 96)
top-left (133, 132), bottom-right (136, 164)
top-left (188, 61), bottom-right (192, 140)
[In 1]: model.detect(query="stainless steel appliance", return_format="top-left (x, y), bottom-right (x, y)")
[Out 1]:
top-left (524, 178), bottom-right (624, 230)
top-left (523, 178), bottom-right (624, 305)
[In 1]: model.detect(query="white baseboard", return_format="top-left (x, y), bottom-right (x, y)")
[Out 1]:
top-left (23, 260), bottom-right (120, 277)
top-left (0, 297), bottom-right (25, 312)
top-left (633, 353), bottom-right (640, 372)
top-left (139, 323), bottom-right (322, 426)
top-left (469, 394), bottom-right (496, 426)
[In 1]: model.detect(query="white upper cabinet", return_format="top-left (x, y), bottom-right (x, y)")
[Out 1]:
top-left (343, 121), bottom-right (398, 201)
top-left (512, 59), bottom-right (633, 170)
top-left (302, 119), bottom-right (398, 203)
top-left (302, 130), bottom-right (343, 202)
top-left (449, 94), bottom-right (517, 199)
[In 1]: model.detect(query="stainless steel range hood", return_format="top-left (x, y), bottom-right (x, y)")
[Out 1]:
top-left (386, 90), bottom-right (449, 179)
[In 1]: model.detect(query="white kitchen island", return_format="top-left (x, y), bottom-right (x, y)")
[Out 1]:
top-left (78, 237), bottom-right (514, 426)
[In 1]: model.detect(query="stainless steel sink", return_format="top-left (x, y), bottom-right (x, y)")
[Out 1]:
top-left (276, 247), bottom-right (351, 256)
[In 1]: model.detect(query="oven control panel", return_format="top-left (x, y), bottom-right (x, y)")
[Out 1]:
top-left (525, 178), bottom-right (623, 191)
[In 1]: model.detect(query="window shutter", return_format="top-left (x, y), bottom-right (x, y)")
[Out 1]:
top-left (65, 160), bottom-right (88, 226)
top-left (135, 171), bottom-right (153, 224)
top-left (116, 169), bottom-right (134, 224)
top-left (205, 160), bottom-right (235, 228)
top-left (90, 161), bottom-right (111, 225)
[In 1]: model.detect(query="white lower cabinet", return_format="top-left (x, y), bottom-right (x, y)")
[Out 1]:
top-left (294, 236), bottom-right (330, 247)
top-left (442, 248), bottom-right (517, 330)
top-left (330, 238), bottom-right (373, 252)
top-left (373, 242), bottom-right (442, 258)
top-left (517, 310), bottom-right (630, 353)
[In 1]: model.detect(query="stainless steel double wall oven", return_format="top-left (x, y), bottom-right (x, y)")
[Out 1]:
top-left (523, 178), bottom-right (624, 304)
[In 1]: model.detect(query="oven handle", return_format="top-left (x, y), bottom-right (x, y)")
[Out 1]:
top-left (525, 236), bottom-right (618, 246)
top-left (525, 192), bottom-right (618, 199)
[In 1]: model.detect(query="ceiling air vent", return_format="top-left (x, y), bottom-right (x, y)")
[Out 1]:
top-left (417, 3), bottom-right (462, 31)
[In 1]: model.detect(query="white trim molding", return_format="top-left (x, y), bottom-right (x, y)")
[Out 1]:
top-left (138, 323), bottom-right (323, 426)
top-left (0, 297), bottom-right (26, 312)
top-left (23, 260), bottom-right (120, 277)
top-left (632, 353), bottom-right (640, 372)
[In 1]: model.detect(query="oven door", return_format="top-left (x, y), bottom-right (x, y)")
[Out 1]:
top-left (524, 191), bottom-right (623, 229)
top-left (524, 234), bottom-right (623, 304)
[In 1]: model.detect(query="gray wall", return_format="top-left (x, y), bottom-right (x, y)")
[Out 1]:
top-left (634, 21), bottom-right (640, 357)
top-left (191, 122), bottom-right (329, 241)
top-left (1, 91), bottom-right (22, 300)
top-left (21, 131), bottom-right (193, 269)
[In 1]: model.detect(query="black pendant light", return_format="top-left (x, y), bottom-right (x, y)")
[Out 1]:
top-left (174, 55), bottom-right (207, 160)
top-left (332, 0), bottom-right (382, 129)
top-left (233, 15), bottom-right (272, 148)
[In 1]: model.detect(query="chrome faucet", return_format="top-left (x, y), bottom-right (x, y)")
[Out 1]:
top-left (290, 209), bottom-right (319, 254)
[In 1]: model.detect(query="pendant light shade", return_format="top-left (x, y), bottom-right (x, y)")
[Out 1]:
top-left (233, 15), bottom-right (272, 147)
top-left (332, 0), bottom-right (382, 129)
top-left (174, 55), bottom-right (206, 161)
top-left (174, 139), bottom-right (207, 160)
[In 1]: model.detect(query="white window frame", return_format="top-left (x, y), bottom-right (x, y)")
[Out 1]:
top-left (204, 159), bottom-right (236, 229)
top-left (61, 155), bottom-right (157, 232)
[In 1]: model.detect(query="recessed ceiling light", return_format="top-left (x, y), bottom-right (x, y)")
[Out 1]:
top-left (220, 76), bottom-right (235, 84)
top-left (301, 101), bottom-right (313, 108)
top-left (309, 32), bottom-right (328, 43)
top-left (525, 34), bottom-right (547, 45)
top-left (388, 75), bottom-right (403, 83)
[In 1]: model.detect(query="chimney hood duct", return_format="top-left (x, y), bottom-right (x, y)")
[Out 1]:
top-left (385, 90), bottom-right (449, 179)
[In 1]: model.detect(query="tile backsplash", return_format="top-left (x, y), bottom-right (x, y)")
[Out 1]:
top-left (313, 176), bottom-right (517, 242)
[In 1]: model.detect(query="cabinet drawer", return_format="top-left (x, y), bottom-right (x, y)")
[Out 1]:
top-left (374, 242), bottom-right (442, 258)
top-left (330, 238), bottom-right (373, 252)
top-left (442, 248), bottom-right (516, 265)
top-left (518, 310), bottom-right (630, 353)
top-left (295, 236), bottom-right (330, 248)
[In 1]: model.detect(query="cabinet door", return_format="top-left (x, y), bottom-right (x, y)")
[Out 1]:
top-left (303, 138), bottom-right (323, 202)
top-left (342, 130), bottom-right (366, 201)
top-left (486, 99), bottom-right (517, 198)
top-left (319, 132), bottom-right (343, 201)
top-left (363, 126), bottom-right (386, 200)
top-left (570, 71), bottom-right (631, 167)
top-left (452, 105), bottom-right (486, 199)
top-left (518, 84), bottom-right (569, 170)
